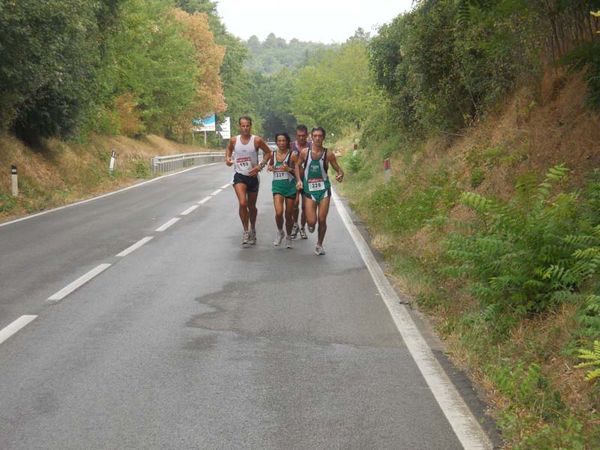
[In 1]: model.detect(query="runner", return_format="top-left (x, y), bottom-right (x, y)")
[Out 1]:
top-left (225, 116), bottom-right (273, 247)
top-left (267, 132), bottom-right (298, 249)
top-left (290, 124), bottom-right (311, 239)
top-left (294, 127), bottom-right (344, 255)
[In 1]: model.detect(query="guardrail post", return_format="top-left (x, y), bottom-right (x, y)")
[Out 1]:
top-left (11, 165), bottom-right (18, 196)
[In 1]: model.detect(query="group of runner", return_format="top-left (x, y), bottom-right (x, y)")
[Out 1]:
top-left (225, 116), bottom-right (344, 255)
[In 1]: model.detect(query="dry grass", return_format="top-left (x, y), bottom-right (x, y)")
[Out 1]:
top-left (0, 133), bottom-right (212, 221)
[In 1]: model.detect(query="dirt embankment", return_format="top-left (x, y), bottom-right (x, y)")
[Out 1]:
top-left (0, 133), bottom-right (213, 222)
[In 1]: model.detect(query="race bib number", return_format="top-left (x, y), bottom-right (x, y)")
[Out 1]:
top-left (273, 170), bottom-right (289, 180)
top-left (308, 178), bottom-right (325, 191)
top-left (236, 156), bottom-right (252, 171)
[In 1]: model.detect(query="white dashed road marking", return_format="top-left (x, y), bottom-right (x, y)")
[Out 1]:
top-left (210, 189), bottom-right (222, 196)
top-left (198, 197), bottom-right (212, 205)
top-left (0, 315), bottom-right (37, 345)
top-left (47, 264), bottom-right (112, 302)
top-left (155, 218), bottom-right (180, 232)
top-left (180, 205), bottom-right (199, 216)
top-left (116, 236), bottom-right (154, 257)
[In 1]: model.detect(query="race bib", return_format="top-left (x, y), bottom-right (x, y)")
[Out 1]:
top-left (308, 178), bottom-right (325, 191)
top-left (236, 156), bottom-right (252, 171)
top-left (273, 170), bottom-right (289, 180)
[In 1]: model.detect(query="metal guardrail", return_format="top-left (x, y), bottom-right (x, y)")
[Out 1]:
top-left (151, 151), bottom-right (225, 175)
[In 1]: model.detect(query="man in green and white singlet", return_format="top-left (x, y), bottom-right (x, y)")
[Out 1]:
top-left (290, 124), bottom-right (311, 239)
top-left (294, 127), bottom-right (344, 255)
top-left (267, 132), bottom-right (299, 249)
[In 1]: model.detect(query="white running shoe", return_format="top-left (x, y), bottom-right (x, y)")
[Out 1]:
top-left (308, 225), bottom-right (315, 233)
top-left (273, 229), bottom-right (285, 246)
top-left (299, 227), bottom-right (308, 239)
top-left (315, 245), bottom-right (326, 255)
top-left (290, 223), bottom-right (299, 239)
top-left (242, 231), bottom-right (250, 247)
top-left (285, 236), bottom-right (293, 249)
top-left (248, 229), bottom-right (257, 245)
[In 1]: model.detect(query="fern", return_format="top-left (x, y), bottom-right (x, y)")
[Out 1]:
top-left (576, 340), bottom-right (600, 381)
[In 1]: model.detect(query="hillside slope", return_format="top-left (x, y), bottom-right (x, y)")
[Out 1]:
top-left (0, 134), bottom-right (210, 222)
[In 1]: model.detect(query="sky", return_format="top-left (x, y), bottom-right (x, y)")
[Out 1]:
top-left (216, 0), bottom-right (415, 44)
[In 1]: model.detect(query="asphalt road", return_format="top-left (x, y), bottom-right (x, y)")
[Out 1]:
top-left (0, 163), bottom-right (490, 449)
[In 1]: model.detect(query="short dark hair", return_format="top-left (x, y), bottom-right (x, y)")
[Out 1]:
top-left (238, 116), bottom-right (252, 125)
top-left (296, 124), bottom-right (308, 134)
top-left (275, 132), bottom-right (291, 149)
top-left (311, 126), bottom-right (326, 139)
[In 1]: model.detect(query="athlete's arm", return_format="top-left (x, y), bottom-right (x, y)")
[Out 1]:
top-left (225, 137), bottom-right (236, 166)
top-left (294, 148), bottom-right (306, 190)
top-left (328, 151), bottom-right (344, 182)
top-left (248, 137), bottom-right (272, 176)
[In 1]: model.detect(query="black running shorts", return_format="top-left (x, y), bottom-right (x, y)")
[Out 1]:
top-left (233, 172), bottom-right (259, 193)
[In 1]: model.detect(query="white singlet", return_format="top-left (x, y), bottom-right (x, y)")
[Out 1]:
top-left (233, 135), bottom-right (258, 176)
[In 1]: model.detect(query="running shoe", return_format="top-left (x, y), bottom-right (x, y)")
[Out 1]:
top-left (315, 244), bottom-right (326, 255)
top-left (308, 225), bottom-right (315, 233)
top-left (273, 229), bottom-right (285, 246)
top-left (242, 231), bottom-right (250, 246)
top-left (285, 236), bottom-right (293, 249)
top-left (299, 227), bottom-right (308, 239)
top-left (290, 223), bottom-right (299, 239)
top-left (248, 229), bottom-right (257, 245)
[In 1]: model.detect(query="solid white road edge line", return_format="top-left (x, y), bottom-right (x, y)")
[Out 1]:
top-left (155, 217), bottom-right (180, 232)
top-left (47, 264), bottom-right (112, 302)
top-left (180, 205), bottom-right (199, 216)
top-left (332, 190), bottom-right (493, 450)
top-left (221, 183), bottom-right (230, 189)
top-left (0, 315), bottom-right (37, 345)
top-left (116, 236), bottom-right (154, 257)
top-left (198, 197), bottom-right (212, 205)
top-left (0, 161), bottom-right (221, 229)
top-left (210, 188), bottom-right (222, 196)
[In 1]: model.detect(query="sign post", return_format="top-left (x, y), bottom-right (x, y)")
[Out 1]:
top-left (192, 114), bottom-right (216, 147)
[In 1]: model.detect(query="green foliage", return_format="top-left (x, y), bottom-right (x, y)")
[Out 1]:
top-left (0, 193), bottom-right (17, 213)
top-left (368, 167), bottom-right (461, 235)
top-left (291, 40), bottom-right (383, 136)
top-left (470, 168), bottom-right (485, 188)
top-left (369, 0), bottom-right (542, 134)
top-left (107, 0), bottom-right (198, 134)
top-left (0, 0), bottom-right (109, 140)
top-left (344, 151), bottom-right (363, 174)
top-left (446, 165), bottom-right (600, 320)
top-left (244, 34), bottom-right (334, 75)
top-left (133, 160), bottom-right (150, 178)
top-left (576, 340), bottom-right (600, 381)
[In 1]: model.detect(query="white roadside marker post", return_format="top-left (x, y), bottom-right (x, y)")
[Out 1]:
top-left (109, 150), bottom-right (116, 174)
top-left (11, 165), bottom-right (18, 196)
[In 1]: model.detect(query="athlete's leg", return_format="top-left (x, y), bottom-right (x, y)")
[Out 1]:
top-left (316, 196), bottom-right (331, 247)
top-left (233, 182), bottom-right (249, 231)
top-left (273, 194), bottom-right (284, 230)
top-left (247, 191), bottom-right (258, 230)
top-left (284, 196), bottom-right (295, 235)
top-left (292, 192), bottom-right (300, 224)
top-left (304, 195), bottom-right (317, 232)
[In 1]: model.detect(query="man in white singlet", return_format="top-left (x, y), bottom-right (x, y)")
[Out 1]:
top-left (225, 116), bottom-right (272, 247)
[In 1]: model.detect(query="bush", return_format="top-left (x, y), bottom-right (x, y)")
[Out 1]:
top-left (445, 165), bottom-right (600, 319)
